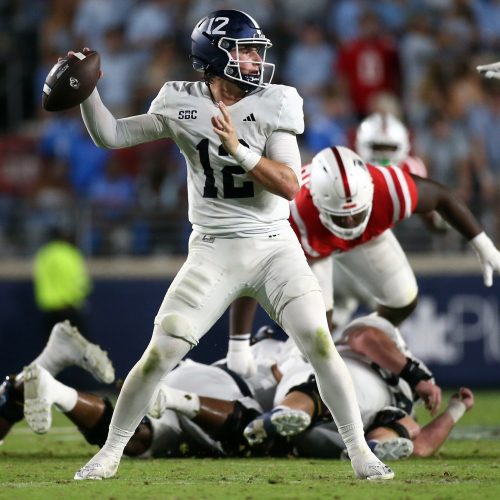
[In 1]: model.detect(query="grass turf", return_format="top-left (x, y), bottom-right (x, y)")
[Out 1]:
top-left (1, 391), bottom-right (499, 499)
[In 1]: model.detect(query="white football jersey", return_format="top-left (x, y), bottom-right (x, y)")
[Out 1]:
top-left (148, 81), bottom-right (304, 236)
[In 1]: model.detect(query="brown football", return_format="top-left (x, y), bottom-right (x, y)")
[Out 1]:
top-left (42, 50), bottom-right (100, 112)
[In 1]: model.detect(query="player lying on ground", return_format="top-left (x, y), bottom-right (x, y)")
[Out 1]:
top-left (242, 315), bottom-right (474, 459)
top-left (1, 321), bottom-right (420, 461)
top-left (0, 322), bottom-right (266, 457)
top-left (0, 321), bottom-right (114, 442)
top-left (227, 145), bottom-right (500, 376)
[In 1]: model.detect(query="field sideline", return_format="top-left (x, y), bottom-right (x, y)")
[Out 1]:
top-left (1, 391), bottom-right (499, 499)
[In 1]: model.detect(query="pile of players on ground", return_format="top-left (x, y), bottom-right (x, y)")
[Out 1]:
top-left (0, 319), bottom-right (473, 462)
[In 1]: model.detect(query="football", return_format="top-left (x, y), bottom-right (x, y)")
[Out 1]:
top-left (42, 50), bottom-right (100, 112)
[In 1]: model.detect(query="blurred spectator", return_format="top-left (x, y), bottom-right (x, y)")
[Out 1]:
top-left (326, 0), bottom-right (363, 43)
top-left (373, 0), bottom-right (413, 36)
top-left (33, 225), bottom-right (91, 339)
top-left (25, 155), bottom-right (74, 253)
top-left (39, 112), bottom-right (111, 196)
top-left (38, 0), bottom-right (79, 56)
top-left (303, 86), bottom-right (351, 157)
top-left (471, 0), bottom-right (500, 50)
top-left (72, 0), bottom-right (135, 53)
top-left (415, 111), bottom-right (472, 201)
top-left (135, 39), bottom-right (188, 112)
top-left (336, 10), bottom-right (401, 119)
top-left (97, 24), bottom-right (144, 116)
top-left (126, 0), bottom-right (178, 53)
top-left (86, 153), bottom-right (138, 255)
top-left (283, 20), bottom-right (336, 117)
top-left (399, 12), bottom-right (438, 126)
top-left (468, 84), bottom-right (500, 245)
top-left (414, 111), bottom-right (472, 251)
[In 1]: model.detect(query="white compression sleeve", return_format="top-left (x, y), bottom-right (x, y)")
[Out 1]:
top-left (80, 89), bottom-right (168, 148)
top-left (280, 291), bottom-right (369, 458)
top-left (265, 130), bottom-right (302, 185)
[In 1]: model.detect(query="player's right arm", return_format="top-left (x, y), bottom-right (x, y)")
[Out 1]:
top-left (213, 101), bottom-right (300, 200)
top-left (80, 89), bottom-right (167, 148)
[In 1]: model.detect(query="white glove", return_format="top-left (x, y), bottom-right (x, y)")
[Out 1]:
top-left (477, 61), bottom-right (500, 80)
top-left (469, 232), bottom-right (500, 287)
top-left (226, 334), bottom-right (257, 377)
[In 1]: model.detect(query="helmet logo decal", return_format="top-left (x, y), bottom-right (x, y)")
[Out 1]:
top-left (206, 17), bottom-right (229, 35)
top-left (331, 147), bottom-right (352, 199)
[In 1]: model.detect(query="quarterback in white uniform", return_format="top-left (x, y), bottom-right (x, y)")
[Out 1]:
top-left (73, 10), bottom-right (393, 481)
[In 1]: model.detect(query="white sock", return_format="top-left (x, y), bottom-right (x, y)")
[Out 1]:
top-left (162, 386), bottom-right (200, 418)
top-left (227, 334), bottom-right (256, 376)
top-left (33, 347), bottom-right (66, 376)
top-left (49, 377), bottom-right (78, 412)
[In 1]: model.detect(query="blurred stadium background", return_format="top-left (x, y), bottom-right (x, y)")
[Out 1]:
top-left (0, 0), bottom-right (499, 390)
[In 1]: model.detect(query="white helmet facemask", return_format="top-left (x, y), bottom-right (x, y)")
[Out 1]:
top-left (355, 112), bottom-right (410, 166)
top-left (309, 146), bottom-right (374, 240)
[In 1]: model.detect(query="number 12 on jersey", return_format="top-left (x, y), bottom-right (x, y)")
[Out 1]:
top-left (197, 139), bottom-right (255, 199)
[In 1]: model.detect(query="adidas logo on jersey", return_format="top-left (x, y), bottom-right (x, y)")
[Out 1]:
top-left (243, 113), bottom-right (256, 122)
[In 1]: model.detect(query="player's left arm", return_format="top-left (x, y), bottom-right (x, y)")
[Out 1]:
top-left (212, 101), bottom-right (300, 200)
top-left (412, 174), bottom-right (500, 286)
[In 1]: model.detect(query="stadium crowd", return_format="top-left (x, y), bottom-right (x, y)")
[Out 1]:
top-left (1, 0), bottom-right (500, 257)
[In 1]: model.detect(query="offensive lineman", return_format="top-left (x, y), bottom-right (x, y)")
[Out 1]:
top-left (72, 10), bottom-right (393, 481)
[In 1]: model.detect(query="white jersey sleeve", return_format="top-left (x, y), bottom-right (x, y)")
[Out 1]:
top-left (80, 89), bottom-right (168, 148)
top-left (148, 81), bottom-right (304, 236)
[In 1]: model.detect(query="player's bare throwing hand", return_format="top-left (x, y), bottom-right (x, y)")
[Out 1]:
top-left (73, 9), bottom-right (393, 481)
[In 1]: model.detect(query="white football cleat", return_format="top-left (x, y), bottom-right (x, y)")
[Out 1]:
top-left (371, 437), bottom-right (414, 461)
top-left (244, 408), bottom-right (311, 445)
top-left (350, 451), bottom-right (395, 481)
top-left (74, 451), bottom-right (120, 480)
top-left (23, 363), bottom-right (52, 434)
top-left (49, 321), bottom-right (115, 384)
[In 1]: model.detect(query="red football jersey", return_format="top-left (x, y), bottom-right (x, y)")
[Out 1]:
top-left (399, 155), bottom-right (427, 178)
top-left (291, 164), bottom-right (418, 258)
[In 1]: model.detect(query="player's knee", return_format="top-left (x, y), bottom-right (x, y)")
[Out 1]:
top-left (282, 276), bottom-right (322, 302)
top-left (157, 313), bottom-right (197, 346)
top-left (140, 315), bottom-right (194, 377)
top-left (377, 296), bottom-right (418, 326)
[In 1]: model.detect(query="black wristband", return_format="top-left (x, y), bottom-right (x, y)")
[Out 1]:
top-left (399, 357), bottom-right (432, 389)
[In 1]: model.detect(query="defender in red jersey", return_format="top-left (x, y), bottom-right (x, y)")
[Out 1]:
top-left (228, 146), bottom-right (500, 376)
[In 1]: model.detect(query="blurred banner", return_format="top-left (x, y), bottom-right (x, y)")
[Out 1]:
top-left (0, 273), bottom-right (498, 389)
top-left (401, 276), bottom-right (500, 388)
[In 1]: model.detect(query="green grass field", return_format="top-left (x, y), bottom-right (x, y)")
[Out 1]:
top-left (1, 391), bottom-right (500, 499)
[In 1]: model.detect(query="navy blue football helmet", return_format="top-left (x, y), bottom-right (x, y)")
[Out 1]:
top-left (190, 9), bottom-right (274, 92)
